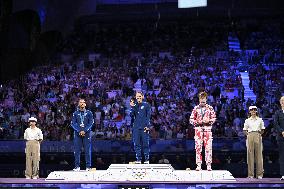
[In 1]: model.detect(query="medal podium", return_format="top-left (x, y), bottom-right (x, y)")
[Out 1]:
top-left (46, 164), bottom-right (235, 182)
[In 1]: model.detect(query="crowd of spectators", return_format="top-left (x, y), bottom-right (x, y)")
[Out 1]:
top-left (0, 19), bottom-right (283, 142)
top-left (242, 18), bottom-right (284, 121)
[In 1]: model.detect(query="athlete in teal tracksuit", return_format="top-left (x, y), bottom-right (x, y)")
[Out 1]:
top-left (130, 92), bottom-right (151, 164)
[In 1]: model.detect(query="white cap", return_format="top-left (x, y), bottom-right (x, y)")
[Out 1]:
top-left (28, 117), bottom-right (37, 122)
top-left (249, 106), bottom-right (258, 111)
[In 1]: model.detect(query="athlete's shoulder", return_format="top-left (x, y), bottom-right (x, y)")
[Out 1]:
top-left (193, 105), bottom-right (199, 110)
top-left (206, 104), bottom-right (214, 110)
top-left (143, 101), bottom-right (150, 106)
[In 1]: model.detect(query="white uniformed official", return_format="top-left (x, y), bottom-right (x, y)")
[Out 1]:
top-left (24, 117), bottom-right (43, 179)
top-left (243, 106), bottom-right (265, 179)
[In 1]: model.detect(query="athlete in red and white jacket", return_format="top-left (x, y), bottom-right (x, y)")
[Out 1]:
top-left (190, 92), bottom-right (216, 171)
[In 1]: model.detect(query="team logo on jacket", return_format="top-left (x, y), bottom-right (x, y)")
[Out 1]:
top-left (141, 106), bottom-right (144, 109)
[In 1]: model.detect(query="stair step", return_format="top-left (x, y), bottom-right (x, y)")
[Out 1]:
top-left (240, 72), bottom-right (256, 101)
top-left (228, 34), bottom-right (241, 52)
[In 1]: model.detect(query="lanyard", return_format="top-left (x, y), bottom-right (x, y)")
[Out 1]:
top-left (79, 110), bottom-right (86, 125)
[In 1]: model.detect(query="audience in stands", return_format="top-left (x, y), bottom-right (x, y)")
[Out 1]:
top-left (0, 19), bottom-right (283, 142)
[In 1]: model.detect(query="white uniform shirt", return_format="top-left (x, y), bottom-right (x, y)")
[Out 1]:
top-left (24, 127), bottom-right (43, 141)
top-left (243, 117), bottom-right (265, 132)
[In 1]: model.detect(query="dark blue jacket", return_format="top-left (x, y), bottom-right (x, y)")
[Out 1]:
top-left (130, 101), bottom-right (151, 130)
top-left (71, 109), bottom-right (94, 133)
top-left (274, 109), bottom-right (284, 141)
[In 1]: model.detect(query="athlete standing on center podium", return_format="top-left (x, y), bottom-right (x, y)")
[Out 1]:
top-left (130, 91), bottom-right (151, 164)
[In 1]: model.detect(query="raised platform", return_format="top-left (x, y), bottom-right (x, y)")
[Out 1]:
top-left (1, 177), bottom-right (284, 189)
top-left (45, 164), bottom-right (235, 182)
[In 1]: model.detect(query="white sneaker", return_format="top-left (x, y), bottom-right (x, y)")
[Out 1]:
top-left (257, 176), bottom-right (262, 179)
top-left (135, 161), bottom-right (142, 164)
top-left (25, 176), bottom-right (31, 179)
top-left (144, 161), bottom-right (149, 164)
top-left (86, 168), bottom-right (91, 171)
top-left (196, 164), bottom-right (201, 171)
top-left (73, 167), bottom-right (80, 171)
top-left (280, 176), bottom-right (284, 180)
top-left (32, 176), bottom-right (38, 179)
top-left (207, 164), bottom-right (212, 171)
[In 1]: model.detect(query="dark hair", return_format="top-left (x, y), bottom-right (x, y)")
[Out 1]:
top-left (248, 110), bottom-right (259, 117)
top-left (79, 94), bottom-right (86, 100)
top-left (136, 91), bottom-right (144, 96)
top-left (78, 95), bottom-right (86, 101)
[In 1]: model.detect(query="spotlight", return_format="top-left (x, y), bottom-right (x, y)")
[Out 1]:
top-left (178, 0), bottom-right (207, 8)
